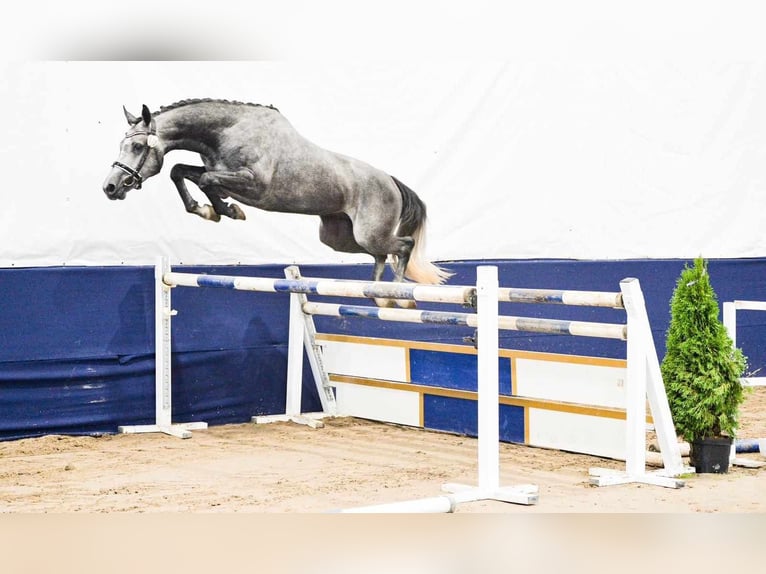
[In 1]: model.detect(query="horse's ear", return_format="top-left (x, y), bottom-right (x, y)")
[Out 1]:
top-left (141, 104), bottom-right (152, 126)
top-left (123, 105), bottom-right (140, 125)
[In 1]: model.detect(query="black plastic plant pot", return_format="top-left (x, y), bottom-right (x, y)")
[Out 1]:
top-left (689, 436), bottom-right (734, 473)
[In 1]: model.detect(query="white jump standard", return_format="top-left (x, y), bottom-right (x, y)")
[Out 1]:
top-left (149, 257), bottom-right (541, 508)
top-left (141, 256), bottom-right (690, 510)
top-left (335, 266), bottom-right (539, 510)
top-left (117, 258), bottom-right (208, 439)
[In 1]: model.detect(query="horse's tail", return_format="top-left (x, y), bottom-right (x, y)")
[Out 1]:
top-left (391, 176), bottom-right (452, 284)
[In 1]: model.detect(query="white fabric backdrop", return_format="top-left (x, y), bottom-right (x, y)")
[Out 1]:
top-left (1, 60), bottom-right (765, 267)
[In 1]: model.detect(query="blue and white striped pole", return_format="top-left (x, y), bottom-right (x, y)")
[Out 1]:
top-left (164, 270), bottom-right (626, 309)
top-left (300, 302), bottom-right (628, 340)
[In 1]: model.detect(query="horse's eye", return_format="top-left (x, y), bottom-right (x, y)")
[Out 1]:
top-left (132, 142), bottom-right (143, 153)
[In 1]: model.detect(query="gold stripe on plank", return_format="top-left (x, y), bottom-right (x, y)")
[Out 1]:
top-left (317, 333), bottom-right (625, 368)
top-left (328, 374), bottom-right (653, 423)
top-left (524, 407), bottom-right (530, 444)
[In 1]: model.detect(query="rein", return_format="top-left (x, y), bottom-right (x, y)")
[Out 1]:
top-left (112, 126), bottom-right (159, 190)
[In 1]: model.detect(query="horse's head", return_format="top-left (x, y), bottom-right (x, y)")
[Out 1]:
top-left (102, 104), bottom-right (164, 200)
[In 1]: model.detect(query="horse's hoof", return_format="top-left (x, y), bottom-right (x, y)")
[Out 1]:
top-left (199, 205), bottom-right (221, 222)
top-left (374, 297), bottom-right (397, 308)
top-left (229, 204), bottom-right (246, 220)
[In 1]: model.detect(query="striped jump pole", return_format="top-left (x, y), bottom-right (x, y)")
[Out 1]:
top-left (498, 287), bottom-right (623, 308)
top-left (164, 271), bottom-right (475, 306)
top-left (301, 302), bottom-right (628, 340)
top-left (164, 270), bottom-right (628, 309)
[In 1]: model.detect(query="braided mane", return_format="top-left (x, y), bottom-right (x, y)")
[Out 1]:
top-left (156, 98), bottom-right (279, 115)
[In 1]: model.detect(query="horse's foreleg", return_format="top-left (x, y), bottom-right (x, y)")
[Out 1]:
top-left (198, 168), bottom-right (273, 220)
top-left (169, 164), bottom-right (221, 221)
top-left (391, 237), bottom-right (415, 283)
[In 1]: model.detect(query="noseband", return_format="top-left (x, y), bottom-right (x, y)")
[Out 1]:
top-left (112, 125), bottom-right (159, 190)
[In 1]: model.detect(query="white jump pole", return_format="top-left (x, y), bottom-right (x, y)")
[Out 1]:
top-left (335, 496), bottom-right (456, 514)
top-left (477, 265), bottom-right (500, 491)
top-left (285, 289), bottom-right (304, 418)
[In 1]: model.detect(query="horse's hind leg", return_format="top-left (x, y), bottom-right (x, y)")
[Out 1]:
top-left (388, 239), bottom-right (417, 309)
top-left (319, 214), bottom-right (366, 253)
top-left (319, 214), bottom-right (396, 307)
top-left (351, 214), bottom-right (417, 308)
top-left (390, 237), bottom-right (414, 283)
top-left (371, 254), bottom-right (397, 307)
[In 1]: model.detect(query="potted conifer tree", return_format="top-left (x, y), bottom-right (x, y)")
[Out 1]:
top-left (660, 257), bottom-right (747, 473)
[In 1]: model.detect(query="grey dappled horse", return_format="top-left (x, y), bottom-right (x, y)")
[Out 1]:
top-left (102, 99), bottom-right (450, 306)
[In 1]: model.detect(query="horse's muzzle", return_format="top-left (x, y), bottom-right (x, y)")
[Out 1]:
top-left (103, 181), bottom-right (127, 200)
top-left (102, 168), bottom-right (132, 200)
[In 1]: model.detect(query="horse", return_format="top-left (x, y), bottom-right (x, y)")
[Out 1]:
top-left (102, 99), bottom-right (450, 307)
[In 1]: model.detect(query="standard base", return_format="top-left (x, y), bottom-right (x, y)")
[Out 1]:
top-left (252, 412), bottom-right (330, 429)
top-left (731, 457), bottom-right (766, 469)
top-left (333, 482), bottom-right (539, 513)
top-left (589, 466), bottom-right (690, 488)
top-left (333, 496), bottom-right (457, 513)
top-left (442, 481), bottom-right (539, 506)
top-left (117, 421), bottom-right (208, 439)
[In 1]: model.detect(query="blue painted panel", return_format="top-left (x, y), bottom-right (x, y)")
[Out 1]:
top-left (499, 404), bottom-right (525, 444)
top-left (410, 350), bottom-right (512, 395)
top-left (423, 395), bottom-right (476, 436)
top-left (410, 350), bottom-right (476, 391)
top-left (422, 395), bottom-right (525, 444)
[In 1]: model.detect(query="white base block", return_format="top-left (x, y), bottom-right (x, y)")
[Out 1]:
top-left (442, 481), bottom-right (539, 506)
top-left (117, 421), bottom-right (208, 439)
top-left (333, 482), bottom-right (539, 513)
top-left (252, 412), bottom-right (330, 429)
top-left (731, 457), bottom-right (766, 468)
top-left (588, 466), bottom-right (690, 488)
top-left (335, 496), bottom-right (457, 513)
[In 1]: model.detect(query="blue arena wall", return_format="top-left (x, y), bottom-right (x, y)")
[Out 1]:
top-left (1, 258), bottom-right (764, 441)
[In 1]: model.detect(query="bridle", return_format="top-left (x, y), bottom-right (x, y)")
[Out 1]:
top-left (112, 123), bottom-right (159, 190)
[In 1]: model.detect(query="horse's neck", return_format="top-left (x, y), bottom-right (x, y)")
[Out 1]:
top-left (155, 105), bottom-right (235, 155)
